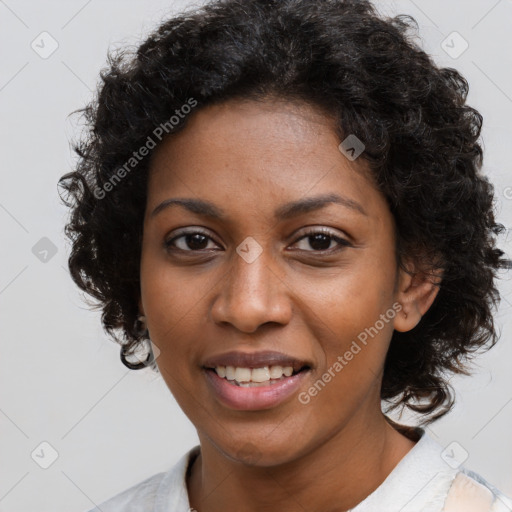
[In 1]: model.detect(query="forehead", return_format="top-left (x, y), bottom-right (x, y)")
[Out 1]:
top-left (146, 98), bottom-right (385, 222)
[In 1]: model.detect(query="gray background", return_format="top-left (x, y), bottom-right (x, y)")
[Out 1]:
top-left (1, 0), bottom-right (511, 510)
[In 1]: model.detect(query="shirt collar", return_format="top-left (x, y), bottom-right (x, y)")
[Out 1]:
top-left (154, 444), bottom-right (200, 512)
top-left (349, 428), bottom-right (458, 512)
top-left (153, 429), bottom-right (457, 512)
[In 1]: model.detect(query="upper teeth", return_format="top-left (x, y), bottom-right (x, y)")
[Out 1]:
top-left (215, 365), bottom-right (294, 383)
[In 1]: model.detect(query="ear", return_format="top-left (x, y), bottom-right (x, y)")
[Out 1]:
top-left (393, 260), bottom-right (443, 333)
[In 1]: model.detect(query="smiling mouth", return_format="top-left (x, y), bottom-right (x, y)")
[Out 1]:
top-left (205, 364), bottom-right (310, 387)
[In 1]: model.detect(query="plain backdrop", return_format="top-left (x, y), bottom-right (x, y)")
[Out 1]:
top-left (1, 0), bottom-right (511, 510)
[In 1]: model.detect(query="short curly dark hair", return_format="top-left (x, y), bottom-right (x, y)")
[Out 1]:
top-left (58, 0), bottom-right (510, 423)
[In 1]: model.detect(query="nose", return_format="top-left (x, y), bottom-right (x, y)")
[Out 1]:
top-left (209, 245), bottom-right (292, 333)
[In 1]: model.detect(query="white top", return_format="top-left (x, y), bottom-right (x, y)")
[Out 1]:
top-left (86, 430), bottom-right (512, 512)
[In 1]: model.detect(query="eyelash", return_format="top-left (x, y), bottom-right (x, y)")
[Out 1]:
top-left (164, 227), bottom-right (351, 255)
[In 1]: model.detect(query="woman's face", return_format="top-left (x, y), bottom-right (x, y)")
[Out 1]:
top-left (139, 98), bottom-right (411, 465)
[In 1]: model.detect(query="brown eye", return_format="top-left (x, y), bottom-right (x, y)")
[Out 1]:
top-left (292, 228), bottom-right (351, 253)
top-left (164, 230), bottom-right (220, 252)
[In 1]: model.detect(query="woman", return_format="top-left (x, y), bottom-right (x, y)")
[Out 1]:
top-left (58, 0), bottom-right (512, 510)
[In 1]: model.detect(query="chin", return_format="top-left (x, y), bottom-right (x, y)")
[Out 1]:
top-left (211, 432), bottom-right (308, 468)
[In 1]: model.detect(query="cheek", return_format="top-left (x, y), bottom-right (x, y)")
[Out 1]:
top-left (140, 267), bottom-right (211, 386)
top-left (298, 283), bottom-right (396, 416)
top-left (140, 255), bottom-right (214, 336)
top-left (292, 252), bottom-right (397, 373)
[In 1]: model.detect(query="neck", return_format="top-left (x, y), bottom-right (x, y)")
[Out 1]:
top-left (187, 411), bottom-right (418, 512)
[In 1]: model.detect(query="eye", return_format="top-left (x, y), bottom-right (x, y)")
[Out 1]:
top-left (164, 229), bottom-right (221, 252)
top-left (164, 227), bottom-right (351, 255)
top-left (291, 227), bottom-right (351, 253)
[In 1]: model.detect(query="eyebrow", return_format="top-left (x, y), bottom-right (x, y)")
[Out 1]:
top-left (150, 192), bottom-right (368, 220)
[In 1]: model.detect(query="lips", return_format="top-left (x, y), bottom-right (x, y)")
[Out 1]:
top-left (202, 350), bottom-right (311, 373)
top-left (204, 369), bottom-right (309, 410)
top-left (202, 350), bottom-right (312, 410)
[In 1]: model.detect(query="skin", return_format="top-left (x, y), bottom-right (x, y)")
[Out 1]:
top-left (138, 97), bottom-right (441, 512)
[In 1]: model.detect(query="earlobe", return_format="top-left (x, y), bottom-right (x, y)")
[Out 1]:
top-left (393, 265), bottom-right (443, 333)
